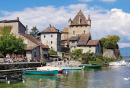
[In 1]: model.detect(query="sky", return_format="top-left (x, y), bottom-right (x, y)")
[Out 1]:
top-left (0, 0), bottom-right (130, 56)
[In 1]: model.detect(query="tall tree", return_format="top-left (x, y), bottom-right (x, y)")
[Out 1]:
top-left (0, 34), bottom-right (26, 56)
top-left (100, 35), bottom-right (120, 49)
top-left (30, 26), bottom-right (39, 39)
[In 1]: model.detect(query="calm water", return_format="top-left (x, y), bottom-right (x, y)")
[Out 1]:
top-left (1, 66), bottom-right (130, 88)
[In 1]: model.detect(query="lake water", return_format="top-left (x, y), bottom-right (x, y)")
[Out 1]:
top-left (1, 66), bottom-right (130, 88)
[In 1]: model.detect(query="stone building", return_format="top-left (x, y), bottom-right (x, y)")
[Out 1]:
top-left (0, 18), bottom-right (49, 61)
top-left (61, 10), bottom-right (91, 39)
top-left (38, 24), bottom-right (61, 51)
top-left (61, 10), bottom-right (103, 55)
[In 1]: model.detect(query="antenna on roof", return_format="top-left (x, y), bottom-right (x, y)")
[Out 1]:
top-left (17, 17), bottom-right (19, 21)
top-left (49, 24), bottom-right (51, 28)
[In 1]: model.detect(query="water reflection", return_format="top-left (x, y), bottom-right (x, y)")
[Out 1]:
top-left (1, 66), bottom-right (130, 88)
top-left (24, 75), bottom-right (58, 88)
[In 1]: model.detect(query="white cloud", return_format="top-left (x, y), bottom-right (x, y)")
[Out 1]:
top-left (0, 4), bottom-right (130, 48)
top-left (78, 0), bottom-right (93, 2)
top-left (100, 0), bottom-right (116, 2)
top-left (118, 43), bottom-right (130, 48)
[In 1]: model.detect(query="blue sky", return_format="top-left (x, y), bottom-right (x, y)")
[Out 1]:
top-left (0, 0), bottom-right (130, 55)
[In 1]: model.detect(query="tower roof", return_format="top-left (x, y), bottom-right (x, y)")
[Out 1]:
top-left (38, 24), bottom-right (59, 35)
top-left (71, 10), bottom-right (88, 26)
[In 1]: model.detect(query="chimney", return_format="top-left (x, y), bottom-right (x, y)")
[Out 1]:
top-left (94, 40), bottom-right (96, 45)
top-left (88, 15), bottom-right (91, 20)
top-left (26, 25), bottom-right (28, 34)
top-left (17, 17), bottom-right (19, 21)
top-left (79, 14), bottom-right (81, 24)
top-left (49, 24), bottom-right (51, 28)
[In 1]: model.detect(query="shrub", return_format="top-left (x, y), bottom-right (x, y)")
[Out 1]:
top-left (48, 49), bottom-right (57, 55)
top-left (62, 56), bottom-right (66, 60)
top-left (97, 55), bottom-right (103, 60)
top-left (74, 56), bottom-right (78, 60)
top-left (0, 53), bottom-right (4, 58)
top-left (81, 60), bottom-right (85, 64)
top-left (96, 58), bottom-right (103, 63)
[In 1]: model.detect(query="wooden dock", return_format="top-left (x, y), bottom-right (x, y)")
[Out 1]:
top-left (0, 68), bottom-right (35, 73)
top-left (0, 62), bottom-right (41, 70)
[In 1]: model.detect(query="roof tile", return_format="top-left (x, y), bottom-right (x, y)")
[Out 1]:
top-left (20, 33), bottom-right (48, 49)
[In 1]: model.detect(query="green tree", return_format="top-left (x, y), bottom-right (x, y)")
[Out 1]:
top-left (82, 52), bottom-right (94, 64)
top-left (100, 35), bottom-right (120, 49)
top-left (100, 38), bottom-right (107, 46)
top-left (30, 26), bottom-right (39, 39)
top-left (0, 34), bottom-right (26, 56)
top-left (72, 49), bottom-right (82, 56)
top-left (48, 49), bottom-right (57, 55)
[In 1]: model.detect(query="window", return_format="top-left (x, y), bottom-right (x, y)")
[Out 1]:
top-left (34, 52), bottom-right (36, 57)
top-left (72, 41), bottom-right (75, 43)
top-left (89, 49), bottom-right (91, 53)
top-left (74, 46), bottom-right (76, 48)
top-left (80, 19), bottom-right (82, 23)
top-left (44, 35), bottom-right (46, 38)
top-left (51, 35), bottom-right (53, 37)
top-left (83, 30), bottom-right (85, 34)
top-left (73, 31), bottom-right (75, 35)
top-left (51, 41), bottom-right (53, 44)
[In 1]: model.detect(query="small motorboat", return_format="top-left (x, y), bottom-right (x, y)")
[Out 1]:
top-left (109, 60), bottom-right (130, 66)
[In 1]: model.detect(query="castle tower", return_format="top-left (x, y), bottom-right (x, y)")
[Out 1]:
top-left (68, 10), bottom-right (91, 38)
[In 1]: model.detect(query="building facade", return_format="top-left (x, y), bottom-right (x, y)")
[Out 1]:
top-left (0, 18), bottom-right (49, 61)
top-left (38, 24), bottom-right (61, 51)
top-left (61, 10), bottom-right (103, 55)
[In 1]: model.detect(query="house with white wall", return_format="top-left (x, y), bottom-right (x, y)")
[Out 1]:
top-left (38, 24), bottom-right (61, 52)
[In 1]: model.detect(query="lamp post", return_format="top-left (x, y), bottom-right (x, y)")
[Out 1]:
top-left (40, 39), bottom-right (42, 59)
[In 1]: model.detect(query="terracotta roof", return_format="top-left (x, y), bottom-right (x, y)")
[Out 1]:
top-left (62, 38), bottom-right (69, 41)
top-left (60, 40), bottom-right (69, 46)
top-left (62, 27), bottom-right (69, 33)
top-left (69, 36), bottom-right (80, 41)
top-left (26, 45), bottom-right (39, 50)
top-left (20, 33), bottom-right (48, 49)
top-left (76, 33), bottom-right (90, 37)
top-left (39, 25), bottom-right (59, 34)
top-left (87, 40), bottom-right (99, 46)
top-left (77, 36), bottom-right (90, 46)
top-left (70, 10), bottom-right (88, 26)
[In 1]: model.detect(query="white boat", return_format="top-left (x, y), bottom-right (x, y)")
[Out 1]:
top-left (109, 60), bottom-right (130, 66)
top-left (37, 66), bottom-right (64, 73)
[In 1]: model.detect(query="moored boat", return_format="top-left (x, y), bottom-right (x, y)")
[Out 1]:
top-left (109, 60), bottom-right (130, 66)
top-left (23, 70), bottom-right (58, 76)
top-left (37, 66), bottom-right (64, 73)
top-left (57, 66), bottom-right (83, 70)
top-left (79, 64), bottom-right (103, 68)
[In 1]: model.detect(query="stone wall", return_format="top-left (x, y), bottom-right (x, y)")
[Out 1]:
top-left (103, 49), bottom-right (121, 59)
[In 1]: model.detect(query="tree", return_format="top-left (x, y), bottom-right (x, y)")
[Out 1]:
top-left (82, 52), bottom-right (94, 64)
top-left (0, 34), bottom-right (26, 56)
top-left (72, 49), bottom-right (82, 56)
top-left (30, 26), bottom-right (39, 39)
top-left (100, 38), bottom-right (107, 46)
top-left (100, 35), bottom-right (120, 49)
